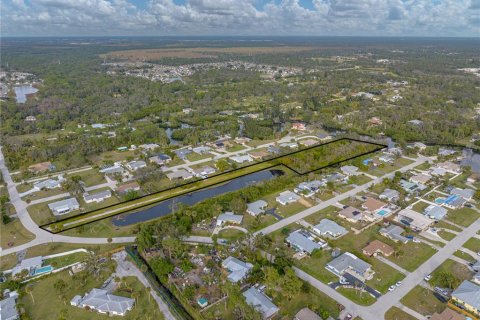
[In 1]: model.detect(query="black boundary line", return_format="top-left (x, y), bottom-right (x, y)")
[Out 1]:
top-left (40, 138), bottom-right (386, 233)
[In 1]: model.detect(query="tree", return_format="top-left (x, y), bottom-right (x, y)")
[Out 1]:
top-left (282, 268), bottom-right (303, 300)
top-left (150, 257), bottom-right (174, 279)
top-left (136, 225), bottom-right (155, 252)
top-left (85, 253), bottom-right (108, 279)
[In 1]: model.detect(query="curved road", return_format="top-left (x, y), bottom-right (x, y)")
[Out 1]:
top-left (0, 147), bottom-right (135, 257)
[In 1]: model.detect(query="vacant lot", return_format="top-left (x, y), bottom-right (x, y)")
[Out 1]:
top-left (103, 46), bottom-right (316, 61)
top-left (401, 286), bottom-right (446, 315)
top-left (385, 307), bottom-right (417, 320)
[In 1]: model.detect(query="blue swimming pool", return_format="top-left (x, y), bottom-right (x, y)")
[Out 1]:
top-left (377, 209), bottom-right (389, 216)
top-left (435, 198), bottom-right (445, 204)
top-left (33, 265), bottom-right (53, 275)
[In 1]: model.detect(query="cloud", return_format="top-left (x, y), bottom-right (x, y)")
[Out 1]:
top-left (1, 0), bottom-right (478, 36)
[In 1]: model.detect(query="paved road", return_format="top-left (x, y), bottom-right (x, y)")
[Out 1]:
top-left (0, 147), bottom-right (135, 257)
top-left (254, 156), bottom-right (429, 236)
top-left (298, 216), bottom-right (480, 319)
top-left (112, 251), bottom-right (177, 320)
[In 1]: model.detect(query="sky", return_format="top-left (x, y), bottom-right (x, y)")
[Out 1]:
top-left (2, 0), bottom-right (479, 37)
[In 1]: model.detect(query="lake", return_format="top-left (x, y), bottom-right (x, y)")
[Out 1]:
top-left (14, 85), bottom-right (38, 103)
top-left (112, 168), bottom-right (284, 226)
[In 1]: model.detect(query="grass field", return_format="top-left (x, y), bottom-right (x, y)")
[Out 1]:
top-left (385, 307), bottom-right (418, 320)
top-left (20, 269), bottom-right (161, 320)
top-left (463, 237), bottom-right (480, 252)
top-left (429, 259), bottom-right (473, 288)
top-left (67, 169), bottom-right (106, 187)
top-left (401, 286), bottom-right (446, 316)
top-left (217, 228), bottom-right (246, 241)
top-left (336, 287), bottom-right (376, 306)
top-left (0, 219), bottom-right (35, 249)
top-left (438, 230), bottom-right (456, 241)
top-left (446, 208), bottom-right (480, 227)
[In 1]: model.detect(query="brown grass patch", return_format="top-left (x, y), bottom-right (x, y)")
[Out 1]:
top-left (103, 46), bottom-right (316, 61)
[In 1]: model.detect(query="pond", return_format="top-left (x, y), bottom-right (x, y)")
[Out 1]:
top-left (112, 168), bottom-right (284, 226)
top-left (14, 85), bottom-right (38, 103)
top-left (461, 149), bottom-right (480, 173)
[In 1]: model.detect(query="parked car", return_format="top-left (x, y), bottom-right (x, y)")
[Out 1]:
top-left (424, 274), bottom-right (432, 281)
top-left (388, 285), bottom-right (396, 291)
top-left (396, 281), bottom-right (402, 287)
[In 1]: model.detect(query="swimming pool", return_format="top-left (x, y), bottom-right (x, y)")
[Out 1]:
top-left (33, 265), bottom-right (53, 275)
top-left (377, 209), bottom-right (390, 216)
top-left (435, 198), bottom-right (445, 204)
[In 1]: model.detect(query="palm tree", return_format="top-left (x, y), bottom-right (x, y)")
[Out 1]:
top-left (85, 253), bottom-right (107, 279)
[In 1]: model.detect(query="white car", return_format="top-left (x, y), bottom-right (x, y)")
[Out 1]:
top-left (396, 281), bottom-right (402, 287)
top-left (424, 274), bottom-right (432, 281)
top-left (388, 285), bottom-right (396, 292)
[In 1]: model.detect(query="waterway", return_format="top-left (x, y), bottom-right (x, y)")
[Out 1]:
top-left (14, 85), bottom-right (38, 103)
top-left (112, 168), bottom-right (284, 226)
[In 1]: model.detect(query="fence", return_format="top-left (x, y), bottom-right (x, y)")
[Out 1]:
top-left (125, 245), bottom-right (195, 320)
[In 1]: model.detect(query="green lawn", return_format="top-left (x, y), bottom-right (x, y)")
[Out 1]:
top-left (437, 230), bottom-right (456, 241)
top-left (0, 219), bottom-right (35, 249)
top-left (226, 145), bottom-right (247, 152)
top-left (385, 242), bottom-right (437, 272)
top-left (385, 307), bottom-right (418, 320)
top-left (435, 220), bottom-right (462, 232)
top-left (67, 169), bottom-right (106, 187)
top-left (446, 208), bottom-right (480, 227)
top-left (20, 268), bottom-right (161, 320)
top-left (401, 286), bottom-right (446, 316)
top-left (411, 201), bottom-right (429, 213)
top-left (44, 252), bottom-right (90, 268)
top-left (453, 250), bottom-right (476, 263)
top-left (429, 259), bottom-right (474, 288)
top-left (336, 287), bottom-right (376, 306)
top-left (463, 237), bottom-right (480, 252)
top-left (366, 259), bottom-right (405, 294)
top-left (217, 229), bottom-right (246, 241)
top-left (186, 152), bottom-right (212, 162)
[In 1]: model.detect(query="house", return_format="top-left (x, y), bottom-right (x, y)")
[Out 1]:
top-left (33, 178), bottom-right (63, 190)
top-left (410, 173), bottom-right (432, 185)
top-left (317, 133), bottom-right (332, 141)
top-left (467, 174), bottom-right (479, 184)
top-left (83, 190), bottom-right (112, 204)
top-left (246, 200), bottom-right (268, 216)
top-left (276, 191), bottom-right (301, 205)
top-left (472, 260), bottom-right (480, 272)
top-left (139, 143), bottom-right (159, 151)
top-left (166, 169), bottom-right (193, 180)
top-left (299, 139), bottom-right (318, 147)
top-left (126, 160), bottom-right (147, 171)
top-left (379, 154), bottom-right (395, 163)
top-left (451, 188), bottom-right (475, 201)
top-left (291, 122), bottom-right (307, 131)
top-left (408, 119), bottom-right (423, 126)
top-left (48, 198), bottom-right (80, 216)
top-left (396, 208), bottom-right (433, 231)
top-left (249, 151), bottom-right (270, 160)
top-left (70, 288), bottom-right (134, 316)
top-left (379, 225), bottom-right (409, 244)
top-left (193, 165), bottom-right (216, 176)
top-left (341, 165), bottom-right (360, 176)
top-left (294, 180), bottom-right (324, 198)
top-left (279, 142), bottom-right (298, 149)
top-left (424, 205), bottom-right (448, 220)
top-left (28, 161), bottom-right (56, 173)
top-left (430, 308), bottom-right (465, 320)
top-left (451, 280), bottom-right (480, 317)
top-left (326, 252), bottom-right (374, 281)
top-left (267, 145), bottom-right (281, 154)
top-left (116, 181), bottom-right (140, 194)
top-left (413, 142), bottom-right (427, 150)
top-left (286, 229), bottom-right (326, 254)
top-left (149, 154), bottom-right (171, 166)
top-left (379, 188), bottom-right (400, 202)
top-left (230, 155), bottom-right (253, 164)
top-left (362, 197), bottom-right (387, 214)
top-left (100, 164), bottom-right (125, 176)
top-left (222, 256), bottom-right (253, 283)
top-left (400, 179), bottom-right (427, 193)
top-left (443, 194), bottom-right (467, 209)
top-left (25, 115), bottom-right (36, 122)
top-left (313, 219), bottom-right (347, 239)
top-left (173, 148), bottom-right (192, 160)
top-left (294, 308), bottom-right (322, 320)
top-left (234, 137), bottom-right (251, 145)
top-left (338, 206), bottom-right (363, 223)
top-left (243, 287), bottom-right (279, 319)
top-left (216, 212), bottom-right (243, 226)
top-left (430, 167), bottom-right (448, 177)
top-left (437, 161), bottom-right (462, 174)
top-left (438, 148), bottom-right (457, 156)
top-left (326, 173), bottom-right (347, 183)
top-left (91, 123), bottom-right (107, 129)
top-left (0, 296), bottom-right (18, 320)
top-left (11, 256), bottom-right (43, 277)
top-left (362, 240), bottom-right (394, 257)
top-left (192, 146), bottom-right (211, 154)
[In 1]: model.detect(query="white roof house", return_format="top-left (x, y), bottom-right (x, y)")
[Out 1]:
top-left (451, 281), bottom-right (480, 318)
top-left (33, 178), bottom-right (62, 190)
top-left (70, 288), bottom-right (134, 316)
top-left (149, 154), bottom-right (171, 166)
top-left (246, 200), bottom-right (268, 216)
top-left (99, 165), bottom-right (125, 175)
top-left (12, 256), bottom-right (43, 277)
top-left (294, 180), bottom-right (324, 198)
top-left (48, 198), bottom-right (80, 216)
top-left (0, 297), bottom-right (18, 320)
top-left (166, 169), bottom-right (193, 180)
top-left (396, 208), bottom-right (433, 231)
top-left (276, 191), bottom-right (301, 205)
top-left (216, 212), bottom-right (243, 226)
top-left (126, 160), bottom-right (147, 171)
top-left (230, 155), bottom-right (253, 164)
top-left (192, 146), bottom-right (211, 154)
top-left (83, 190), bottom-right (112, 204)
top-left (379, 188), bottom-right (400, 201)
top-left (451, 188), bottom-right (475, 200)
top-left (424, 205), bottom-right (448, 220)
top-left (341, 165), bottom-right (360, 176)
top-left (193, 165), bottom-right (216, 176)
top-left (222, 257), bottom-right (253, 283)
top-left (313, 219), bottom-right (347, 239)
top-left (139, 143), bottom-right (159, 151)
top-left (243, 287), bottom-right (279, 319)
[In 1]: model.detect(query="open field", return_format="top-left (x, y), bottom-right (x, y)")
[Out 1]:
top-left (0, 219), bottom-right (35, 249)
top-left (103, 46), bottom-right (317, 61)
top-left (385, 307), bottom-right (418, 320)
top-left (401, 286), bottom-right (446, 316)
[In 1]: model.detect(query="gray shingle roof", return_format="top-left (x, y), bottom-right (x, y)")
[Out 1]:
top-left (286, 230), bottom-right (324, 254)
top-left (247, 200), bottom-right (268, 216)
top-left (327, 252), bottom-right (371, 277)
top-left (452, 280), bottom-right (480, 311)
top-left (243, 287), bottom-right (279, 319)
top-left (313, 219), bottom-right (347, 238)
top-left (47, 197), bottom-right (80, 215)
top-left (222, 256), bottom-right (253, 283)
top-left (75, 288), bottom-right (134, 315)
top-left (0, 297), bottom-right (18, 320)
